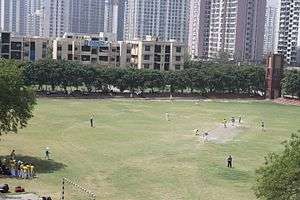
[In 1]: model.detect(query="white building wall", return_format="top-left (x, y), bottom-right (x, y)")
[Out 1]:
top-left (124, 0), bottom-right (189, 43)
top-left (42, 0), bottom-right (69, 37)
top-left (277, 0), bottom-right (300, 66)
top-left (264, 6), bottom-right (278, 55)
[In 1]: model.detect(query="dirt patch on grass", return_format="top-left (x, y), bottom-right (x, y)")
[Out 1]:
top-left (206, 123), bottom-right (246, 144)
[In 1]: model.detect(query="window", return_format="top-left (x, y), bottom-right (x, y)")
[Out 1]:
top-left (144, 55), bottom-right (150, 60)
top-left (165, 55), bottom-right (170, 62)
top-left (81, 55), bottom-right (91, 61)
top-left (11, 42), bottom-right (22, 50)
top-left (30, 42), bottom-right (35, 51)
top-left (1, 45), bottom-right (9, 53)
top-left (176, 56), bottom-right (181, 61)
top-left (165, 45), bottom-right (170, 53)
top-left (91, 58), bottom-right (97, 63)
top-left (154, 55), bottom-right (161, 62)
top-left (1, 33), bottom-right (10, 43)
top-left (57, 46), bottom-right (62, 51)
top-left (155, 45), bottom-right (161, 53)
top-left (82, 45), bottom-right (91, 52)
top-left (68, 44), bottom-right (72, 51)
top-left (127, 49), bottom-right (131, 53)
top-left (164, 63), bottom-right (170, 71)
top-left (175, 65), bottom-right (181, 70)
top-left (144, 45), bottom-right (151, 51)
top-left (176, 46), bottom-right (181, 53)
top-left (1, 55), bottom-right (9, 59)
top-left (10, 51), bottom-right (21, 60)
top-left (143, 64), bottom-right (150, 69)
top-left (99, 56), bottom-right (108, 61)
top-left (91, 48), bottom-right (98, 54)
top-left (100, 46), bottom-right (109, 52)
top-left (154, 63), bottom-right (160, 70)
top-left (68, 54), bottom-right (73, 60)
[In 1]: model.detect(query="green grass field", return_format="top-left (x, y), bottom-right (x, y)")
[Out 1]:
top-left (0, 99), bottom-right (299, 200)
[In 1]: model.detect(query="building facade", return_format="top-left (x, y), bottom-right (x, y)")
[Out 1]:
top-left (53, 33), bottom-right (121, 67)
top-left (52, 34), bottom-right (187, 71)
top-left (208, 0), bottom-right (266, 62)
top-left (0, 32), bottom-right (50, 61)
top-left (25, 0), bottom-right (43, 36)
top-left (188, 0), bottom-right (211, 59)
top-left (42, 0), bottom-right (70, 37)
top-left (69, 0), bottom-right (105, 35)
top-left (0, 0), bottom-right (44, 36)
top-left (0, 0), bottom-right (27, 35)
top-left (277, 0), bottom-right (300, 66)
top-left (264, 6), bottom-right (278, 55)
top-left (124, 0), bottom-right (189, 43)
top-left (104, 0), bottom-right (125, 41)
top-left (125, 36), bottom-right (187, 71)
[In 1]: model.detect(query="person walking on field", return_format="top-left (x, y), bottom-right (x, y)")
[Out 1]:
top-left (238, 116), bottom-right (242, 124)
top-left (90, 114), bottom-right (94, 127)
top-left (45, 147), bottom-right (51, 160)
top-left (231, 117), bottom-right (235, 126)
top-left (223, 119), bottom-right (227, 128)
top-left (165, 113), bottom-right (170, 121)
top-left (10, 150), bottom-right (16, 160)
top-left (227, 155), bottom-right (233, 168)
top-left (203, 132), bottom-right (209, 143)
top-left (261, 121), bottom-right (265, 131)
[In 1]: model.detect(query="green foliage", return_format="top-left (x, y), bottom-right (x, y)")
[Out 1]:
top-left (22, 59), bottom-right (266, 95)
top-left (282, 70), bottom-right (300, 97)
top-left (0, 59), bottom-right (36, 134)
top-left (255, 134), bottom-right (300, 200)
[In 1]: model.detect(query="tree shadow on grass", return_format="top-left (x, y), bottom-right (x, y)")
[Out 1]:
top-left (1, 155), bottom-right (67, 174)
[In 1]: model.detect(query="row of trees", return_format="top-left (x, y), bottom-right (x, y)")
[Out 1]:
top-left (282, 70), bottom-right (300, 98)
top-left (0, 60), bottom-right (36, 134)
top-left (23, 59), bottom-right (266, 95)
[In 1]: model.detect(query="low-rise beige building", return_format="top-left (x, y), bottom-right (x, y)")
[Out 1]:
top-left (0, 32), bottom-right (50, 61)
top-left (123, 36), bottom-right (187, 71)
top-left (53, 34), bottom-right (187, 71)
top-left (0, 32), bottom-right (187, 71)
top-left (53, 33), bottom-right (121, 67)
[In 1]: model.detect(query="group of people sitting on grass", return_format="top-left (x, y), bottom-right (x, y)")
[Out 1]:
top-left (0, 150), bottom-right (35, 179)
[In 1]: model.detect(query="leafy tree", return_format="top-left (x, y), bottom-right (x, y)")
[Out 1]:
top-left (21, 59), bottom-right (267, 96)
top-left (164, 71), bottom-right (187, 93)
top-left (141, 69), bottom-right (165, 92)
top-left (0, 60), bottom-right (36, 134)
top-left (83, 67), bottom-right (97, 92)
top-left (122, 68), bottom-right (144, 92)
top-left (282, 70), bottom-right (300, 97)
top-left (254, 134), bottom-right (300, 200)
